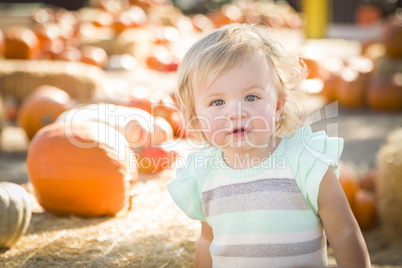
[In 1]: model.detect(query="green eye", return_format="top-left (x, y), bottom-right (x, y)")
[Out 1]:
top-left (245, 95), bottom-right (258, 102)
top-left (212, 100), bottom-right (224, 106)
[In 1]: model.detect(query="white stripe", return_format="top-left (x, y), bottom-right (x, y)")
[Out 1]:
top-left (213, 227), bottom-right (324, 246)
top-left (202, 166), bottom-right (294, 192)
top-left (212, 249), bottom-right (327, 268)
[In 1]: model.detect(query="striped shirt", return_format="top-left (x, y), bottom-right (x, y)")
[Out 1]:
top-left (168, 126), bottom-right (343, 267)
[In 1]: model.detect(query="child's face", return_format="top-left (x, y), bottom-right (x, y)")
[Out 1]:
top-left (193, 57), bottom-right (283, 154)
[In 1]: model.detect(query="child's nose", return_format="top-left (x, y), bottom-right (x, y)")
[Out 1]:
top-left (225, 101), bottom-right (247, 120)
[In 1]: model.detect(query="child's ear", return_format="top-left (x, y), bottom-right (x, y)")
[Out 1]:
top-left (275, 94), bottom-right (287, 119)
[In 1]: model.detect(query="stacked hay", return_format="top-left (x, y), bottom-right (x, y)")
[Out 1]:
top-left (0, 59), bottom-right (105, 103)
top-left (377, 128), bottom-right (402, 241)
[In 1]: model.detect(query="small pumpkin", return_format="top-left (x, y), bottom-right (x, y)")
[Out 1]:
top-left (26, 121), bottom-right (135, 217)
top-left (191, 14), bottom-right (215, 32)
top-left (0, 182), bottom-right (32, 249)
top-left (0, 30), bottom-right (4, 57)
top-left (56, 103), bottom-right (153, 150)
top-left (359, 168), bottom-right (377, 192)
top-left (352, 188), bottom-right (377, 230)
top-left (4, 26), bottom-right (41, 59)
top-left (338, 162), bottom-right (359, 208)
top-left (18, 85), bottom-right (75, 140)
top-left (367, 74), bottom-right (402, 111)
top-left (153, 95), bottom-right (187, 138)
top-left (337, 56), bottom-right (374, 109)
top-left (383, 14), bottom-right (402, 58)
top-left (137, 146), bottom-right (177, 174)
top-left (320, 58), bottom-right (344, 102)
top-left (208, 4), bottom-right (243, 27)
top-left (33, 23), bottom-right (62, 54)
top-left (337, 67), bottom-right (367, 109)
top-left (354, 3), bottom-right (382, 27)
top-left (300, 57), bottom-right (329, 80)
top-left (80, 45), bottom-right (108, 69)
top-left (113, 6), bottom-right (147, 34)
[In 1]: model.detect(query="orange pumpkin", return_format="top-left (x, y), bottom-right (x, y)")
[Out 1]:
top-left (352, 188), bottom-right (377, 230)
top-left (91, 10), bottom-right (114, 28)
top-left (359, 168), bottom-right (377, 192)
top-left (4, 26), bottom-right (41, 59)
top-left (191, 14), bottom-right (215, 32)
top-left (300, 57), bottom-right (329, 80)
top-left (321, 75), bottom-right (341, 102)
top-left (354, 3), bottom-right (382, 27)
top-left (145, 45), bottom-right (179, 72)
top-left (26, 121), bottom-right (134, 217)
top-left (113, 6), bottom-right (147, 34)
top-left (127, 85), bottom-right (159, 114)
top-left (383, 14), bottom-right (402, 58)
top-left (367, 75), bottom-right (402, 111)
top-left (56, 103), bottom-right (154, 150)
top-left (320, 58), bottom-right (344, 102)
top-left (338, 162), bottom-right (359, 208)
top-left (153, 95), bottom-right (187, 138)
top-left (337, 68), bottom-right (367, 109)
top-left (153, 116), bottom-right (174, 145)
top-left (55, 46), bottom-right (81, 61)
top-left (137, 146), bottom-right (177, 174)
top-left (208, 4), bottom-right (243, 27)
top-left (80, 45), bottom-right (108, 69)
top-left (0, 30), bottom-right (4, 57)
top-left (33, 23), bottom-right (63, 54)
top-left (31, 7), bottom-right (54, 25)
top-left (17, 85), bottom-right (75, 140)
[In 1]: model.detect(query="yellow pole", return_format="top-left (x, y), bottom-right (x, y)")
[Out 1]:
top-left (302, 0), bottom-right (331, 39)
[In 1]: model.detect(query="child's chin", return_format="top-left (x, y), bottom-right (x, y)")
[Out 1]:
top-left (223, 141), bottom-right (256, 151)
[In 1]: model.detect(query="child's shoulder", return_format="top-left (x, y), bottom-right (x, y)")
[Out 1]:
top-left (282, 126), bottom-right (343, 162)
top-left (282, 126), bottom-right (344, 213)
top-left (175, 146), bottom-right (218, 180)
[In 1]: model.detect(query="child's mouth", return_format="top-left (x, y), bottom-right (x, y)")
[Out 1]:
top-left (230, 127), bottom-right (249, 137)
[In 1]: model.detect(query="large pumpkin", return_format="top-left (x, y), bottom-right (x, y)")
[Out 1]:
top-left (26, 121), bottom-right (134, 217)
top-left (18, 85), bottom-right (74, 140)
top-left (0, 182), bottom-right (32, 249)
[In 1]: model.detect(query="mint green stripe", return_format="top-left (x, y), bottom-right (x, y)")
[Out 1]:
top-left (207, 210), bottom-right (321, 236)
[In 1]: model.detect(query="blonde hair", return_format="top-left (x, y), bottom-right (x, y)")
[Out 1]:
top-left (177, 23), bottom-right (307, 141)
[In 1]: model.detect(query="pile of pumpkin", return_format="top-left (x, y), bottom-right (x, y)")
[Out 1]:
top-left (0, 82), bottom-right (187, 249)
top-left (338, 127), bottom-right (402, 246)
top-left (0, 5), bottom-right (176, 71)
top-left (0, 0), bottom-right (305, 72)
top-left (302, 12), bottom-right (402, 111)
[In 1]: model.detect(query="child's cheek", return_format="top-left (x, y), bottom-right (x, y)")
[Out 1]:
top-left (247, 107), bottom-right (275, 131)
top-left (197, 112), bottom-right (228, 146)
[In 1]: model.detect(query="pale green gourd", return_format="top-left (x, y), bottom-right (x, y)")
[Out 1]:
top-left (0, 182), bottom-right (32, 248)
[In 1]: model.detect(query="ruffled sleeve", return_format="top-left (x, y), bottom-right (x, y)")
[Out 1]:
top-left (283, 126), bottom-right (344, 214)
top-left (167, 148), bottom-right (212, 221)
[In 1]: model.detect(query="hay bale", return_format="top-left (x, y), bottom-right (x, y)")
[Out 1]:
top-left (0, 59), bottom-right (105, 103)
top-left (377, 128), bottom-right (402, 241)
top-left (0, 174), bottom-right (199, 267)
